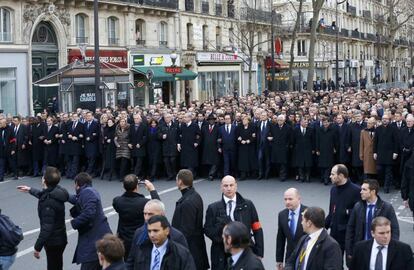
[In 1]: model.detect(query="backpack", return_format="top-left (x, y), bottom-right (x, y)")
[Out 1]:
top-left (0, 214), bottom-right (23, 248)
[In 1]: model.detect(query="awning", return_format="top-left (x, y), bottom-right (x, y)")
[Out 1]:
top-left (131, 66), bottom-right (198, 82)
top-left (265, 57), bottom-right (289, 70)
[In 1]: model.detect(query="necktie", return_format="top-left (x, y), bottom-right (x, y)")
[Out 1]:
top-left (2, 130), bottom-right (4, 146)
top-left (302, 128), bottom-right (305, 136)
top-left (14, 127), bottom-right (17, 135)
top-left (227, 200), bottom-right (233, 220)
top-left (409, 128), bottom-right (411, 134)
top-left (398, 123), bottom-right (401, 129)
top-left (295, 236), bottom-right (311, 270)
top-left (226, 257), bottom-right (234, 270)
top-left (209, 125), bottom-right (212, 133)
top-left (152, 249), bottom-right (160, 270)
top-left (72, 122), bottom-right (76, 130)
top-left (375, 246), bottom-right (384, 270)
top-left (227, 125), bottom-right (230, 134)
top-left (366, 204), bottom-right (375, 240)
top-left (289, 211), bottom-right (296, 237)
top-left (261, 122), bottom-right (264, 132)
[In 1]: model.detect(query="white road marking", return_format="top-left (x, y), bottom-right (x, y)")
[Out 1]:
top-left (398, 205), bottom-right (405, 210)
top-left (16, 179), bottom-right (204, 258)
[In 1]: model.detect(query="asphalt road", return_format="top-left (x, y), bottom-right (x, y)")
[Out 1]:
top-left (1, 176), bottom-right (412, 270)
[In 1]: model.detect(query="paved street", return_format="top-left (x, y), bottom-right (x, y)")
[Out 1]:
top-left (1, 176), bottom-right (412, 270)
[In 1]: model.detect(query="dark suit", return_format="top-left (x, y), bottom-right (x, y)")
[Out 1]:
top-left (0, 126), bottom-right (15, 180)
top-left (351, 239), bottom-right (413, 270)
top-left (84, 120), bottom-right (100, 175)
top-left (44, 125), bottom-right (59, 168)
top-left (285, 229), bottom-right (343, 270)
top-left (201, 124), bottom-right (220, 178)
top-left (335, 123), bottom-right (351, 164)
top-left (269, 124), bottom-right (292, 180)
top-left (129, 123), bottom-right (147, 177)
top-left (276, 205), bottom-right (307, 263)
top-left (256, 120), bottom-right (271, 179)
top-left (292, 126), bottom-right (314, 181)
top-left (172, 187), bottom-right (209, 270)
top-left (219, 124), bottom-right (237, 176)
top-left (12, 124), bottom-right (29, 176)
top-left (159, 122), bottom-right (179, 179)
top-left (178, 122), bottom-right (201, 174)
top-left (232, 248), bottom-right (265, 270)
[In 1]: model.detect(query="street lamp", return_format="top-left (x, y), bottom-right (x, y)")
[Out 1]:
top-left (334, 0), bottom-right (347, 91)
top-left (94, 0), bottom-right (101, 108)
top-left (170, 53), bottom-right (177, 105)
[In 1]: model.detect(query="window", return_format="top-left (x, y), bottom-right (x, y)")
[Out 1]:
top-left (0, 68), bottom-right (16, 114)
top-left (187, 23), bottom-right (194, 49)
top-left (202, 25), bottom-right (208, 50)
top-left (159, 22), bottom-right (167, 46)
top-left (108, 17), bottom-right (119, 45)
top-left (0, 8), bottom-right (11, 42)
top-left (75, 14), bottom-right (88, 43)
top-left (216, 26), bottom-right (222, 50)
top-left (257, 32), bottom-right (262, 51)
top-left (229, 28), bottom-right (234, 46)
top-left (297, 40), bottom-right (307, 56)
top-left (136, 19), bottom-right (146, 45)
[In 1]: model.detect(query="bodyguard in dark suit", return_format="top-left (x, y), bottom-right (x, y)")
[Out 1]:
top-left (0, 118), bottom-right (14, 181)
top-left (201, 114), bottom-right (220, 180)
top-left (178, 113), bottom-right (201, 176)
top-left (276, 188), bottom-right (307, 269)
top-left (218, 114), bottom-right (237, 177)
top-left (268, 115), bottom-right (291, 181)
top-left (348, 113), bottom-right (366, 183)
top-left (285, 207), bottom-right (343, 270)
top-left (159, 114), bottom-right (179, 180)
top-left (129, 114), bottom-right (147, 177)
top-left (112, 175), bottom-right (160, 259)
top-left (172, 169), bottom-right (209, 270)
top-left (256, 111), bottom-right (271, 179)
top-left (67, 114), bottom-right (84, 179)
top-left (84, 112), bottom-right (100, 176)
top-left (292, 118), bottom-right (314, 182)
top-left (222, 221), bottom-right (265, 270)
top-left (204, 176), bottom-right (264, 270)
top-left (12, 116), bottom-right (29, 178)
top-left (374, 115), bottom-right (399, 193)
top-left (350, 216), bottom-right (413, 270)
top-left (43, 117), bottom-right (59, 168)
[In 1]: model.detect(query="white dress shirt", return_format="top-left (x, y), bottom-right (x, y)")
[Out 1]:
top-left (289, 206), bottom-right (301, 235)
top-left (150, 239), bottom-right (169, 270)
top-left (370, 239), bottom-right (388, 270)
top-left (231, 249), bottom-right (244, 266)
top-left (223, 195), bottom-right (236, 221)
top-left (302, 228), bottom-right (323, 270)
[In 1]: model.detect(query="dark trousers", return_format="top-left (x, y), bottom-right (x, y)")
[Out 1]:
top-left (208, 165), bottom-right (217, 178)
top-left (80, 260), bottom-right (101, 270)
top-left (45, 244), bottom-right (66, 270)
top-left (0, 158), bottom-right (5, 180)
top-left (351, 166), bottom-right (364, 184)
top-left (163, 156), bottom-right (176, 179)
top-left (257, 149), bottom-right (270, 178)
top-left (148, 160), bottom-right (158, 178)
top-left (320, 167), bottom-right (330, 184)
top-left (133, 157), bottom-right (143, 176)
top-left (67, 155), bottom-right (80, 178)
top-left (58, 154), bottom-right (68, 175)
top-left (377, 164), bottom-right (393, 190)
top-left (223, 150), bottom-right (236, 176)
top-left (118, 157), bottom-right (130, 180)
top-left (33, 159), bottom-right (44, 176)
top-left (298, 167), bottom-right (311, 181)
top-left (86, 156), bottom-right (96, 175)
top-left (275, 163), bottom-right (287, 180)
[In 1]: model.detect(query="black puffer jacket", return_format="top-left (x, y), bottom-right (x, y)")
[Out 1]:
top-left (29, 185), bottom-right (69, 251)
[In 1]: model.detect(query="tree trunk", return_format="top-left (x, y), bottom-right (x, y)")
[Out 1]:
top-left (307, 0), bottom-right (324, 91)
top-left (288, 0), bottom-right (304, 91)
top-left (248, 54), bottom-right (253, 94)
top-left (386, 42), bottom-right (393, 82)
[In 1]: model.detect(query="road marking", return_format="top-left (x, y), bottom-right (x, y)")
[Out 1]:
top-left (398, 205), bottom-right (405, 210)
top-left (0, 180), bottom-right (11, 184)
top-left (17, 179), bottom-right (204, 258)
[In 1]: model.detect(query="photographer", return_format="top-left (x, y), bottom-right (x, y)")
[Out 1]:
top-left (69, 172), bottom-right (112, 270)
top-left (113, 175), bottom-right (160, 259)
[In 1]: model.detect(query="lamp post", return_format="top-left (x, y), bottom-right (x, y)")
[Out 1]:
top-left (170, 53), bottom-right (177, 105)
top-left (335, 0), bottom-right (347, 90)
top-left (94, 0), bottom-right (101, 108)
top-left (270, 9), bottom-right (276, 92)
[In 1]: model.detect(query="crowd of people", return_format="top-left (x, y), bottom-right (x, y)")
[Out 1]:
top-left (0, 87), bottom-right (414, 270)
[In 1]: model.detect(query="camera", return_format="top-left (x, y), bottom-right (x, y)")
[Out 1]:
top-left (137, 178), bottom-right (146, 185)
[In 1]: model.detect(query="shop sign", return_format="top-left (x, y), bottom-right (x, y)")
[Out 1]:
top-left (131, 54), bottom-right (181, 67)
top-left (364, 60), bottom-right (374, 67)
top-left (196, 52), bottom-right (241, 63)
top-left (68, 49), bottom-right (128, 68)
top-left (75, 84), bottom-right (96, 111)
top-left (165, 67), bottom-right (182, 74)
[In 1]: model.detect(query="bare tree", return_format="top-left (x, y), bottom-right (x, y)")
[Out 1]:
top-left (306, 0), bottom-right (324, 90)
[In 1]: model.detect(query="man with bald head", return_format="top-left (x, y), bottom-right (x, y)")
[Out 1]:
top-left (204, 175), bottom-right (264, 270)
top-left (276, 188), bottom-right (307, 270)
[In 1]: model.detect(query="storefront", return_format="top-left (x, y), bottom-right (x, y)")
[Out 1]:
top-left (195, 52), bottom-right (242, 100)
top-left (33, 60), bottom-right (130, 112)
top-left (130, 53), bottom-right (197, 105)
top-left (0, 52), bottom-right (29, 115)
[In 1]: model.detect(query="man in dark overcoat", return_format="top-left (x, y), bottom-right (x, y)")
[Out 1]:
top-left (66, 113), bottom-right (84, 179)
top-left (129, 114), bottom-right (147, 177)
top-left (12, 116), bottom-right (29, 179)
top-left (256, 110), bottom-right (271, 179)
top-left (348, 112), bottom-right (366, 183)
top-left (292, 118), bottom-right (314, 182)
top-left (335, 114), bottom-right (351, 165)
top-left (315, 117), bottom-right (338, 185)
top-left (201, 114), bottom-right (220, 180)
top-left (158, 113), bottom-right (179, 180)
top-left (0, 118), bottom-right (15, 181)
top-left (43, 117), bottom-right (59, 168)
top-left (30, 116), bottom-right (46, 176)
top-left (218, 114), bottom-right (237, 177)
top-left (177, 113), bottom-right (201, 176)
top-left (84, 112), bottom-right (100, 176)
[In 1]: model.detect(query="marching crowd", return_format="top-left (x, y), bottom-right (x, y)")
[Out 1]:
top-left (0, 87), bottom-right (414, 270)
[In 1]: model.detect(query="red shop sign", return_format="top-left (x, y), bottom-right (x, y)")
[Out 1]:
top-left (68, 49), bottom-right (128, 68)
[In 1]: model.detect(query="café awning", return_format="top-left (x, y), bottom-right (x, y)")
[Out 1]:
top-left (131, 66), bottom-right (198, 82)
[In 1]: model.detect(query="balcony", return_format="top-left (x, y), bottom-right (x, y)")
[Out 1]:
top-left (322, 26), bottom-right (337, 35)
top-left (351, 30), bottom-right (360, 39)
top-left (136, 39), bottom-right (146, 46)
top-left (362, 10), bottom-right (371, 19)
top-left (367, 33), bottom-right (376, 42)
top-left (215, 4), bottom-right (222, 16)
top-left (202, 1), bottom-right (209, 13)
top-left (76, 37), bottom-right (88, 44)
top-left (346, 4), bottom-right (357, 17)
top-left (0, 32), bottom-right (12, 42)
top-left (126, 0), bottom-right (178, 9)
top-left (228, 4), bottom-right (235, 18)
top-left (108, 38), bottom-right (119, 45)
top-left (240, 7), bottom-right (272, 24)
top-left (341, 28), bottom-right (349, 37)
top-left (185, 0), bottom-right (194, 11)
top-left (159, 40), bottom-right (168, 47)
